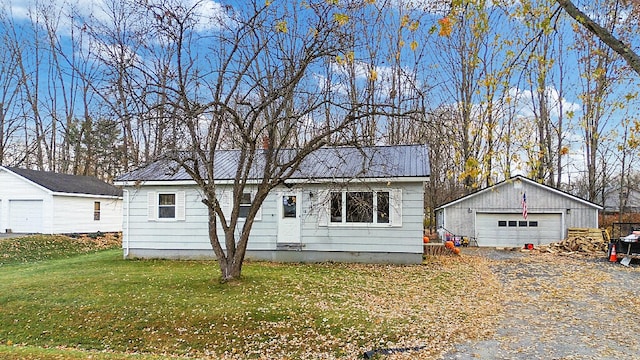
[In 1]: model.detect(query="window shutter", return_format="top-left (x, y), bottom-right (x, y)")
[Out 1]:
top-left (217, 189), bottom-right (231, 221)
top-left (391, 189), bottom-right (402, 227)
top-left (147, 191), bottom-right (157, 221)
top-left (176, 191), bottom-right (186, 221)
top-left (317, 190), bottom-right (329, 227)
top-left (253, 191), bottom-right (262, 221)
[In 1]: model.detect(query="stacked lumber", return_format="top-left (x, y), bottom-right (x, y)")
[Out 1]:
top-left (542, 228), bottom-right (608, 255)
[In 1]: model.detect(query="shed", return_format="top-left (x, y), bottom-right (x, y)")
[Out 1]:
top-left (115, 144), bottom-right (430, 264)
top-left (0, 166), bottom-right (123, 234)
top-left (435, 175), bottom-right (602, 247)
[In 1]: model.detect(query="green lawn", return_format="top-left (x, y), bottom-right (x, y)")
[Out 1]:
top-left (0, 235), bottom-right (503, 359)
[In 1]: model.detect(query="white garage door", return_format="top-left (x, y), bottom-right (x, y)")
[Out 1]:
top-left (476, 213), bottom-right (563, 247)
top-left (9, 200), bottom-right (44, 233)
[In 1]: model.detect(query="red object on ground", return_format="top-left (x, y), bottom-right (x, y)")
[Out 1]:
top-left (609, 244), bottom-right (618, 262)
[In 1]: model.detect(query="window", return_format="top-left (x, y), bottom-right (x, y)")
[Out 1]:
top-left (508, 221), bottom-right (517, 227)
top-left (346, 192), bottom-right (373, 222)
top-left (377, 192), bottom-right (390, 223)
top-left (330, 190), bottom-right (391, 225)
top-left (158, 193), bottom-right (176, 218)
top-left (94, 201), bottom-right (101, 221)
top-left (529, 221), bottom-right (538, 227)
top-left (519, 221), bottom-right (528, 227)
top-left (330, 192), bottom-right (342, 222)
top-left (148, 191), bottom-right (185, 221)
top-left (239, 193), bottom-right (252, 218)
top-left (283, 196), bottom-right (297, 218)
top-left (498, 220), bottom-right (507, 227)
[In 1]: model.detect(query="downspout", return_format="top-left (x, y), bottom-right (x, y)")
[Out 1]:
top-left (123, 189), bottom-right (130, 258)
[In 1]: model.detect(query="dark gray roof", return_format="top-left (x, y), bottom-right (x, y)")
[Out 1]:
top-left (4, 167), bottom-right (123, 197)
top-left (116, 144), bottom-right (430, 182)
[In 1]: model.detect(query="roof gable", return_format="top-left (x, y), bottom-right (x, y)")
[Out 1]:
top-left (2, 167), bottom-right (123, 197)
top-left (436, 175), bottom-right (602, 210)
top-left (116, 144), bottom-right (430, 183)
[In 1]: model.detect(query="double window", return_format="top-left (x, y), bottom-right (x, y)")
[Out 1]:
top-left (328, 190), bottom-right (398, 226)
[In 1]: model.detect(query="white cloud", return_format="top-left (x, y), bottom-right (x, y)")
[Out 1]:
top-left (3, 0), bottom-right (229, 36)
top-left (507, 86), bottom-right (580, 120)
top-left (326, 60), bottom-right (419, 100)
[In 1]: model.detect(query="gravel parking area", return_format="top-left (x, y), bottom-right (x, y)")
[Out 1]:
top-left (442, 248), bottom-right (640, 359)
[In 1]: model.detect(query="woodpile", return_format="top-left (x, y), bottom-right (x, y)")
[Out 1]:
top-left (423, 244), bottom-right (453, 256)
top-left (541, 228), bottom-right (609, 255)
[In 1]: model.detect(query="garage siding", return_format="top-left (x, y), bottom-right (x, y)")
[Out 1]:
top-left (435, 176), bottom-right (601, 248)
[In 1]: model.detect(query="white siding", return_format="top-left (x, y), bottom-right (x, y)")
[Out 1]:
top-left (301, 184), bottom-right (421, 253)
top-left (52, 196), bottom-right (122, 233)
top-left (0, 169), bottom-right (51, 233)
top-left (124, 186), bottom-right (212, 253)
top-left (122, 181), bottom-right (425, 260)
top-left (0, 168), bottom-right (122, 234)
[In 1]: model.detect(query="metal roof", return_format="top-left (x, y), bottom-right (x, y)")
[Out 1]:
top-left (2, 167), bottom-right (123, 197)
top-left (116, 144), bottom-right (430, 182)
top-left (435, 175), bottom-right (602, 210)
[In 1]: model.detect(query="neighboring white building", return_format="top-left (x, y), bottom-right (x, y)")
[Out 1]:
top-left (0, 166), bottom-right (123, 234)
top-left (435, 175), bottom-right (602, 247)
top-left (115, 144), bottom-right (430, 264)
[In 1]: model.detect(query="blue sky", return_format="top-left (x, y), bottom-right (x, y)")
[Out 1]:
top-left (2, 0), bottom-right (639, 184)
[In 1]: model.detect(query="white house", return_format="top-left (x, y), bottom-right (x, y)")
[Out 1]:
top-left (115, 144), bottom-right (430, 264)
top-left (0, 166), bottom-right (123, 234)
top-left (435, 175), bottom-right (602, 247)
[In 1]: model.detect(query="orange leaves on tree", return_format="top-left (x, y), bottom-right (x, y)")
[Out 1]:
top-left (560, 146), bottom-right (570, 155)
top-left (438, 16), bottom-right (453, 37)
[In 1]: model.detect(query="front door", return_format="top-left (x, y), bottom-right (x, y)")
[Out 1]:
top-left (277, 191), bottom-right (301, 244)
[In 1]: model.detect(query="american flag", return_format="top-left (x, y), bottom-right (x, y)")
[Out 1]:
top-left (522, 192), bottom-right (528, 219)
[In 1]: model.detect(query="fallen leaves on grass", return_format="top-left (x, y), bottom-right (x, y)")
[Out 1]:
top-left (0, 233), bottom-right (121, 265)
top-left (211, 256), bottom-right (505, 360)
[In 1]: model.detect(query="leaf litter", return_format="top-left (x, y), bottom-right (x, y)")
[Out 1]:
top-left (442, 250), bottom-right (640, 359)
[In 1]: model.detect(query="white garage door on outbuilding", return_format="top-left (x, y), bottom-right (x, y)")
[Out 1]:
top-left (435, 176), bottom-right (602, 248)
top-left (9, 200), bottom-right (44, 233)
top-left (476, 212), bottom-right (563, 247)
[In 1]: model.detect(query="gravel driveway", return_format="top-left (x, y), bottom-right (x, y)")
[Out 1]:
top-left (442, 248), bottom-right (640, 359)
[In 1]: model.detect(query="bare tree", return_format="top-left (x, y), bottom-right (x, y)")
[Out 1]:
top-left (95, 0), bottom-right (401, 281)
top-left (0, 10), bottom-right (23, 165)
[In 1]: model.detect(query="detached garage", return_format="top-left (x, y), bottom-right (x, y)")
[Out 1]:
top-left (435, 175), bottom-right (602, 247)
top-left (0, 166), bottom-right (123, 234)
